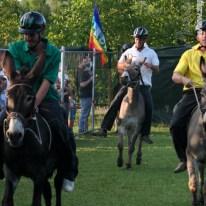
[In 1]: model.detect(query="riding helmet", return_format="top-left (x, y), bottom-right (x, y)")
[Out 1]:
top-left (19, 11), bottom-right (46, 34)
top-left (120, 43), bottom-right (132, 54)
top-left (195, 20), bottom-right (206, 32)
top-left (132, 27), bottom-right (148, 38)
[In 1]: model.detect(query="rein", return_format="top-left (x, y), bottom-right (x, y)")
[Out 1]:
top-left (192, 86), bottom-right (201, 111)
top-left (5, 111), bottom-right (52, 151)
top-left (25, 114), bottom-right (52, 150)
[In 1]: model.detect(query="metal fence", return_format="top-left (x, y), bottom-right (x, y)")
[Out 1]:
top-left (0, 45), bottom-right (190, 129)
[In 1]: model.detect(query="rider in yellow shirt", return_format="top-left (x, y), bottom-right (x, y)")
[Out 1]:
top-left (170, 20), bottom-right (206, 173)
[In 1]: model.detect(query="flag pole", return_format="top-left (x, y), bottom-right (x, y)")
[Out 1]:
top-left (91, 48), bottom-right (96, 130)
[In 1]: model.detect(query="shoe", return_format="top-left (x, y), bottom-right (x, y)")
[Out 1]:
top-left (62, 179), bottom-right (75, 192)
top-left (174, 162), bottom-right (186, 173)
top-left (0, 164), bottom-right (4, 179)
top-left (92, 128), bottom-right (107, 137)
top-left (0, 169), bottom-right (4, 179)
top-left (142, 135), bottom-right (153, 144)
top-left (78, 130), bottom-right (88, 135)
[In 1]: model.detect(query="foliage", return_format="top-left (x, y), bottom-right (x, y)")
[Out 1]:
top-left (0, 0), bottom-right (22, 47)
top-left (0, 0), bottom-right (202, 49)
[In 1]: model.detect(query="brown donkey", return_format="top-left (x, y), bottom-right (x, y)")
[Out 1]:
top-left (0, 50), bottom-right (64, 206)
top-left (116, 64), bottom-right (145, 169)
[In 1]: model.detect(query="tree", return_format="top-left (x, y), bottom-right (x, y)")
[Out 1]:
top-left (0, 0), bottom-right (22, 47)
top-left (0, 0), bottom-right (202, 49)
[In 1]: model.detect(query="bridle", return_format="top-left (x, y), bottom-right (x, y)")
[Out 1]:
top-left (6, 83), bottom-right (34, 123)
top-left (4, 83), bottom-right (52, 150)
top-left (124, 69), bottom-right (143, 89)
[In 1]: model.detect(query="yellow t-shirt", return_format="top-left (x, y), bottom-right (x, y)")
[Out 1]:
top-left (174, 43), bottom-right (205, 91)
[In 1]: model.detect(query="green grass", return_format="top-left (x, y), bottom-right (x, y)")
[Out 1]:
top-left (0, 127), bottom-right (191, 206)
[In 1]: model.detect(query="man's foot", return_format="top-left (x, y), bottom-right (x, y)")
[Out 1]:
top-left (142, 135), bottom-right (153, 144)
top-left (174, 161), bottom-right (186, 173)
top-left (0, 169), bottom-right (4, 179)
top-left (78, 130), bottom-right (88, 135)
top-left (92, 128), bottom-right (107, 137)
top-left (0, 164), bottom-right (4, 179)
top-left (62, 179), bottom-right (75, 192)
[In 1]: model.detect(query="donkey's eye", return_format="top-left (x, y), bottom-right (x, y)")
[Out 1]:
top-left (25, 95), bottom-right (34, 103)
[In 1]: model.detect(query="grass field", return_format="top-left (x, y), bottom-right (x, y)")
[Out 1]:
top-left (0, 126), bottom-right (191, 206)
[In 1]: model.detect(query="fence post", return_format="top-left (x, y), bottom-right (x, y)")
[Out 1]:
top-left (60, 46), bottom-right (65, 103)
top-left (91, 48), bottom-right (96, 130)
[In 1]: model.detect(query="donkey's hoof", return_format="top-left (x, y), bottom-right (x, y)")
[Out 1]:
top-left (117, 157), bottom-right (123, 167)
top-left (136, 158), bottom-right (142, 165)
top-left (126, 163), bottom-right (131, 169)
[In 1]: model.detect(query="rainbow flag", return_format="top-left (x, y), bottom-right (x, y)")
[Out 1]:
top-left (88, 5), bottom-right (108, 65)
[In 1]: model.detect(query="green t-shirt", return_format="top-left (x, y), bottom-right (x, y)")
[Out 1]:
top-left (8, 39), bottom-right (60, 101)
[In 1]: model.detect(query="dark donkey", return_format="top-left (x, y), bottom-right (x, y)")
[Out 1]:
top-left (116, 64), bottom-right (145, 169)
top-left (0, 50), bottom-right (63, 206)
top-left (187, 56), bottom-right (206, 206)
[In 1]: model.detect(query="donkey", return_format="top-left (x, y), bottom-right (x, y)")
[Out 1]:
top-left (187, 56), bottom-right (206, 206)
top-left (0, 50), bottom-right (63, 206)
top-left (116, 64), bottom-right (145, 169)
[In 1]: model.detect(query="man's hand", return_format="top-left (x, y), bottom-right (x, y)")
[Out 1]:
top-left (182, 76), bottom-right (193, 87)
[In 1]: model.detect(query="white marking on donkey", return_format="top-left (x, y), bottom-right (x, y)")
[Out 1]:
top-left (116, 64), bottom-right (145, 169)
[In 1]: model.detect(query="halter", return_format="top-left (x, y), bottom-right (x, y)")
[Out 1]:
top-left (5, 83), bottom-right (52, 150)
top-left (6, 83), bottom-right (34, 122)
top-left (7, 83), bottom-right (33, 93)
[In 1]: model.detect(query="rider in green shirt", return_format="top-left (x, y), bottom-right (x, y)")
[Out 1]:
top-left (2, 11), bottom-right (78, 192)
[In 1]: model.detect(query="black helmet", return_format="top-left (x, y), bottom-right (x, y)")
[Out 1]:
top-left (195, 20), bottom-right (206, 32)
top-left (132, 27), bottom-right (148, 38)
top-left (120, 43), bottom-right (132, 54)
top-left (19, 11), bottom-right (46, 34)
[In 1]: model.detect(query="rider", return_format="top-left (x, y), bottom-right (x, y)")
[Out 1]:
top-left (170, 20), bottom-right (206, 173)
top-left (0, 11), bottom-right (78, 191)
top-left (94, 27), bottom-right (159, 144)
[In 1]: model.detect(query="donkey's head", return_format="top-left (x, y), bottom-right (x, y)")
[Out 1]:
top-left (120, 64), bottom-right (141, 87)
top-left (4, 77), bottom-right (35, 147)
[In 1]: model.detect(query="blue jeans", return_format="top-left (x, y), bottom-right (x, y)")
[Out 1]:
top-left (79, 97), bottom-right (92, 133)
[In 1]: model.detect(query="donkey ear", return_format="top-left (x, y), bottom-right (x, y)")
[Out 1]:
top-left (1, 51), bottom-right (17, 82)
top-left (200, 56), bottom-right (206, 78)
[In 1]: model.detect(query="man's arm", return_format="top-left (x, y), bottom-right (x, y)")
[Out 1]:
top-left (80, 75), bottom-right (93, 87)
top-left (117, 55), bottom-right (133, 74)
top-left (172, 72), bottom-right (192, 86)
top-left (117, 62), bottom-right (127, 75)
top-left (143, 62), bottom-right (159, 73)
top-left (35, 79), bottom-right (50, 107)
